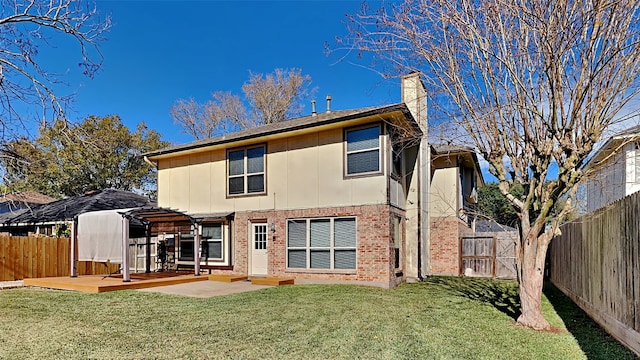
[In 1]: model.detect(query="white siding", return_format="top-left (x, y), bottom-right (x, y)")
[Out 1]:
top-left (585, 143), bottom-right (637, 212)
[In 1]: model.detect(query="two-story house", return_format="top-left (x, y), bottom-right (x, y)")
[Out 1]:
top-left (142, 73), bottom-right (484, 287)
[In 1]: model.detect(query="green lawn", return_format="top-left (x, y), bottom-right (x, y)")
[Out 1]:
top-left (0, 277), bottom-right (635, 359)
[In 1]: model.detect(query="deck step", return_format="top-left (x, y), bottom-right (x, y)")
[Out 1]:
top-left (250, 277), bottom-right (295, 286)
top-left (208, 274), bottom-right (248, 283)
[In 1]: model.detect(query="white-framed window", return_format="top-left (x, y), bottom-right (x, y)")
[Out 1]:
top-left (228, 145), bottom-right (266, 195)
top-left (345, 125), bottom-right (381, 176)
top-left (201, 223), bottom-right (223, 261)
top-left (287, 217), bottom-right (357, 270)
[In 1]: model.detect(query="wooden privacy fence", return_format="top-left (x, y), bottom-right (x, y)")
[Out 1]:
top-left (0, 235), bottom-right (119, 281)
top-left (550, 191), bottom-right (640, 355)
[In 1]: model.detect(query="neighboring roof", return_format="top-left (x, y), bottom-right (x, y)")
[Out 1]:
top-left (0, 208), bottom-right (27, 224)
top-left (0, 189), bottom-right (153, 225)
top-left (431, 142), bottom-right (485, 186)
top-left (143, 103), bottom-right (421, 159)
top-left (609, 124), bottom-right (640, 138)
top-left (476, 220), bottom-right (517, 232)
top-left (0, 191), bottom-right (56, 205)
top-left (431, 143), bottom-right (476, 155)
top-left (585, 125), bottom-right (640, 169)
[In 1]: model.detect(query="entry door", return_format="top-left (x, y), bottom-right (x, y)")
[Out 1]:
top-left (251, 223), bottom-right (268, 276)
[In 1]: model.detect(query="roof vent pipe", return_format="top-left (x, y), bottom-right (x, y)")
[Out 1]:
top-left (326, 95), bottom-right (332, 113)
top-left (311, 100), bottom-right (317, 116)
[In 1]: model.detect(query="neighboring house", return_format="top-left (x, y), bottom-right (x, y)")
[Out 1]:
top-left (0, 191), bottom-right (55, 214)
top-left (0, 189), bottom-right (152, 236)
top-left (429, 144), bottom-right (485, 276)
top-left (143, 73), bottom-right (485, 287)
top-left (583, 125), bottom-right (640, 213)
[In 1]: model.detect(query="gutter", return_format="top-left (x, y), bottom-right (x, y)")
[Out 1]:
top-left (143, 156), bottom-right (157, 169)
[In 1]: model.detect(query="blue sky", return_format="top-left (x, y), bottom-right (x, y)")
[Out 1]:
top-left (57, 0), bottom-right (399, 145)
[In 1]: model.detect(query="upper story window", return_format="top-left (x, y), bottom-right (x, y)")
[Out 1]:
top-left (228, 145), bottom-right (265, 196)
top-left (345, 125), bottom-right (381, 176)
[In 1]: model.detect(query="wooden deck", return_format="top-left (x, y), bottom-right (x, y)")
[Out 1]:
top-left (249, 276), bottom-right (295, 286)
top-left (209, 274), bottom-right (248, 282)
top-left (23, 272), bottom-right (209, 293)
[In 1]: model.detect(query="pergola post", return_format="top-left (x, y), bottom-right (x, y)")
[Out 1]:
top-left (145, 223), bottom-right (152, 273)
top-left (70, 219), bottom-right (77, 278)
top-left (194, 224), bottom-right (201, 276)
top-left (122, 216), bottom-right (131, 282)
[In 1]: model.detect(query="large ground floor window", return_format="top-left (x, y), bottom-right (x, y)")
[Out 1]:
top-left (287, 217), bottom-right (356, 270)
top-left (174, 222), bottom-right (229, 266)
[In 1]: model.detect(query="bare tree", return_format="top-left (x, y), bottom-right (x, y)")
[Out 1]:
top-left (171, 68), bottom-right (313, 140)
top-left (0, 0), bottom-right (111, 136)
top-left (337, 0), bottom-right (640, 330)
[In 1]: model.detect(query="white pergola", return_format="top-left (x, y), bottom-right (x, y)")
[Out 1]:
top-left (70, 207), bottom-right (201, 282)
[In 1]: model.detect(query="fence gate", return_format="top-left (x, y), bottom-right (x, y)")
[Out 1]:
top-left (495, 237), bottom-right (517, 279)
top-left (460, 235), bottom-right (495, 277)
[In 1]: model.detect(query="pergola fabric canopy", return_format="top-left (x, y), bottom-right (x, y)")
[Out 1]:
top-left (77, 209), bottom-right (130, 263)
top-left (71, 206), bottom-right (232, 281)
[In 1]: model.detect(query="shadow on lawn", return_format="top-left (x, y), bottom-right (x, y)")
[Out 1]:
top-left (426, 276), bottom-right (521, 320)
top-left (543, 282), bottom-right (638, 359)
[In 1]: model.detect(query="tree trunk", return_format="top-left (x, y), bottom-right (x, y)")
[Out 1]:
top-left (516, 234), bottom-right (551, 330)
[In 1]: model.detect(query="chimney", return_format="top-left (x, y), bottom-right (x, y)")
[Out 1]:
top-left (401, 72), bottom-right (427, 132)
top-left (311, 100), bottom-right (317, 116)
top-left (326, 95), bottom-right (332, 113)
top-left (400, 71), bottom-right (429, 282)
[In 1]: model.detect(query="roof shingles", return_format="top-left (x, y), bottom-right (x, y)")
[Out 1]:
top-left (0, 189), bottom-right (152, 225)
top-left (144, 104), bottom-right (420, 158)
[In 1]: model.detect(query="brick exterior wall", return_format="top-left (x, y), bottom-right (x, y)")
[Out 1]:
top-left (429, 216), bottom-right (470, 275)
top-left (217, 204), bottom-right (404, 288)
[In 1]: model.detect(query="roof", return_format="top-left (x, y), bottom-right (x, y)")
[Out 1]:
top-left (431, 143), bottom-right (476, 155)
top-left (0, 191), bottom-right (56, 205)
top-left (476, 220), bottom-right (517, 232)
top-left (585, 125), bottom-right (640, 169)
top-left (0, 189), bottom-right (153, 225)
top-left (431, 142), bottom-right (485, 186)
top-left (143, 103), bottom-right (421, 159)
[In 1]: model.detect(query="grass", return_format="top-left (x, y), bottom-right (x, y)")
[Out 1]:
top-left (0, 277), bottom-right (635, 360)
